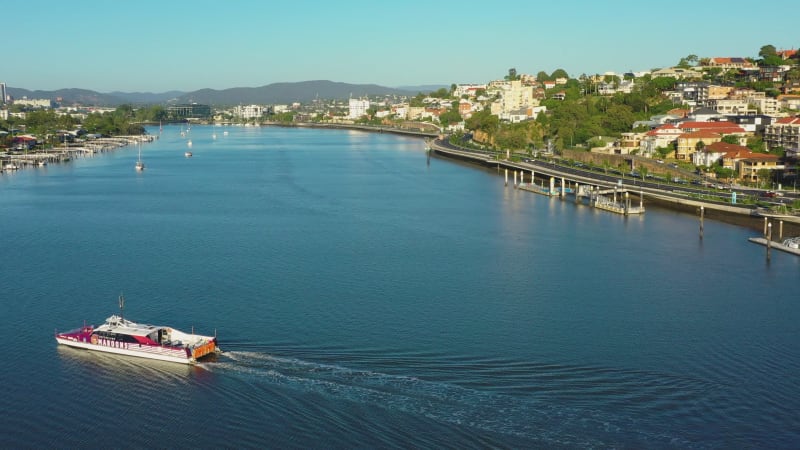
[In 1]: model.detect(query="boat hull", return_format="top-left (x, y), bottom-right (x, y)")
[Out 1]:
top-left (56, 336), bottom-right (208, 365)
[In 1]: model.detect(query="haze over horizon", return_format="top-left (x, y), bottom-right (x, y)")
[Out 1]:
top-left (4, 0), bottom-right (797, 93)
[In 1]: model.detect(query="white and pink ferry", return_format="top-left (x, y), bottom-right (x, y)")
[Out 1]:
top-left (55, 295), bottom-right (219, 365)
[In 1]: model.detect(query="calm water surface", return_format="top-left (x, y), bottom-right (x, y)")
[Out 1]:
top-left (1, 125), bottom-right (798, 448)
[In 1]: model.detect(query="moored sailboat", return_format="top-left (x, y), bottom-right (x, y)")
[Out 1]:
top-left (135, 141), bottom-right (145, 171)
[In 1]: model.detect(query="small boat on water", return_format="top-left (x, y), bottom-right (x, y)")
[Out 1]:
top-left (135, 142), bottom-right (145, 171)
top-left (185, 151), bottom-right (193, 158)
top-left (783, 237), bottom-right (800, 249)
top-left (55, 294), bottom-right (220, 364)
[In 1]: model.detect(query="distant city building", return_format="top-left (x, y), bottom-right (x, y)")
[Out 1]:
top-left (14, 97), bottom-right (52, 108)
top-left (0, 82), bottom-right (6, 105)
top-left (453, 84), bottom-right (486, 98)
top-left (391, 104), bottom-right (408, 119)
top-left (486, 80), bottom-right (537, 119)
top-left (348, 98), bottom-right (369, 119)
top-left (167, 103), bottom-right (211, 119)
top-left (234, 104), bottom-right (268, 120)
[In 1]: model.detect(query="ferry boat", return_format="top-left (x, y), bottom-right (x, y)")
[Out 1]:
top-left (55, 295), bottom-right (219, 364)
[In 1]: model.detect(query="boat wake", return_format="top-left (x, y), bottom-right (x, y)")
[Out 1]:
top-left (201, 350), bottom-right (698, 447)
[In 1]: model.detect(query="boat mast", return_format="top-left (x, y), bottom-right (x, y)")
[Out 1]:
top-left (118, 293), bottom-right (125, 323)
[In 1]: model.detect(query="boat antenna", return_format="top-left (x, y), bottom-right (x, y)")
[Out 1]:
top-left (118, 292), bottom-right (125, 323)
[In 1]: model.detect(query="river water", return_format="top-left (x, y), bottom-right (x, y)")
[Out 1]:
top-left (1, 125), bottom-right (798, 448)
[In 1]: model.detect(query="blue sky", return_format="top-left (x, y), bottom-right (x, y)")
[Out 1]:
top-left (4, 0), bottom-right (798, 93)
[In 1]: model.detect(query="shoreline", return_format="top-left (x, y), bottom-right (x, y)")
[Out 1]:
top-left (425, 137), bottom-right (800, 237)
top-left (1, 135), bottom-right (155, 173)
top-left (4, 123), bottom-right (798, 237)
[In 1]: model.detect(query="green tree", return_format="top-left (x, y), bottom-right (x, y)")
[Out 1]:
top-left (464, 108), bottom-right (499, 135)
top-left (721, 135), bottom-right (739, 145)
top-left (505, 68), bottom-right (518, 81)
top-left (273, 111), bottom-right (295, 123)
top-left (618, 162), bottom-right (628, 177)
top-left (656, 146), bottom-right (672, 159)
top-left (438, 109), bottom-right (462, 127)
top-left (714, 166), bottom-right (735, 182)
top-left (550, 68), bottom-right (569, 80)
top-left (758, 44), bottom-right (783, 66)
top-left (600, 104), bottom-right (635, 133)
top-left (536, 71), bottom-right (549, 82)
top-left (429, 88), bottom-right (449, 99)
top-left (756, 168), bottom-right (772, 188)
top-left (696, 140), bottom-right (706, 152)
top-left (649, 76), bottom-right (678, 91)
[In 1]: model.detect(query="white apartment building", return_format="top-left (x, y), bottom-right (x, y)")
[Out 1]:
top-left (234, 104), bottom-right (266, 119)
top-left (705, 98), bottom-right (751, 115)
top-left (348, 98), bottom-right (370, 119)
top-left (747, 96), bottom-right (779, 115)
top-left (764, 117), bottom-right (800, 157)
top-left (486, 80), bottom-right (536, 118)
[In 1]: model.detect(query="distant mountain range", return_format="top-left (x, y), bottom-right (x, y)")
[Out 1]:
top-left (6, 80), bottom-right (445, 107)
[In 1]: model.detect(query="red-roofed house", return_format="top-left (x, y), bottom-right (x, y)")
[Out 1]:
top-left (777, 49), bottom-right (798, 60)
top-left (705, 57), bottom-right (754, 70)
top-left (764, 116), bottom-right (800, 158)
top-left (692, 141), bottom-right (748, 167)
top-left (694, 141), bottom-right (781, 181)
top-left (12, 135), bottom-right (37, 150)
top-left (677, 121), bottom-right (746, 135)
top-left (675, 131), bottom-right (723, 160)
top-left (458, 99), bottom-right (473, 116)
top-left (640, 123), bottom-right (682, 156)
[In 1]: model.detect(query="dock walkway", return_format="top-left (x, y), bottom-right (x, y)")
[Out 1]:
top-left (748, 237), bottom-right (800, 256)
